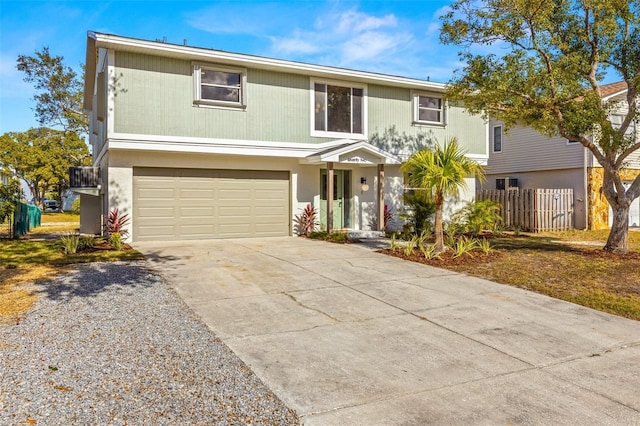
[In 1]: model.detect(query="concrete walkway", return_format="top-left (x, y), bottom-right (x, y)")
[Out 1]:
top-left (135, 237), bottom-right (640, 425)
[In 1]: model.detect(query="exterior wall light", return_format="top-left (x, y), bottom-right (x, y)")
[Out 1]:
top-left (360, 177), bottom-right (369, 193)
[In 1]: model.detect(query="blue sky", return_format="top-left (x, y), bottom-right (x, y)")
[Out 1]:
top-left (1, 0), bottom-right (459, 134)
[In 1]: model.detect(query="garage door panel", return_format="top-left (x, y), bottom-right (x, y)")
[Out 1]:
top-left (133, 167), bottom-right (289, 241)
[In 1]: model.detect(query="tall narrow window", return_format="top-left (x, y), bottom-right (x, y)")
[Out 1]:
top-left (313, 82), bottom-right (365, 136)
top-left (493, 125), bottom-right (502, 153)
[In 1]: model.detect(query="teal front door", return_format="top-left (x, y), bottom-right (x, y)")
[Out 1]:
top-left (320, 170), bottom-right (351, 230)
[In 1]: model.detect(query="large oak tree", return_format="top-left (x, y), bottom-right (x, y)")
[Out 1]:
top-left (440, 0), bottom-right (640, 253)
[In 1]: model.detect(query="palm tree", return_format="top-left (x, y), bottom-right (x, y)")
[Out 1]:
top-left (401, 138), bottom-right (485, 252)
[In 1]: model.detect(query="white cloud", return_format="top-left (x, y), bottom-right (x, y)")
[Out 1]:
top-left (270, 37), bottom-right (321, 55)
top-left (335, 9), bottom-right (398, 34)
top-left (341, 31), bottom-right (412, 63)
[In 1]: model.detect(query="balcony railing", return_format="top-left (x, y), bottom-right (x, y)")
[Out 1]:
top-left (69, 167), bottom-right (100, 188)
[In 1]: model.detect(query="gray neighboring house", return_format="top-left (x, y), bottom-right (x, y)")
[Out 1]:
top-left (483, 82), bottom-right (640, 230)
top-left (74, 31), bottom-right (489, 242)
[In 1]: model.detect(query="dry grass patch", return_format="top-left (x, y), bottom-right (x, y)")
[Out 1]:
top-left (0, 265), bottom-right (61, 324)
top-left (0, 237), bottom-right (143, 324)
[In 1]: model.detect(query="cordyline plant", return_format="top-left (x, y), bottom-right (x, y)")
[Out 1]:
top-left (294, 203), bottom-right (319, 236)
top-left (104, 208), bottom-right (130, 238)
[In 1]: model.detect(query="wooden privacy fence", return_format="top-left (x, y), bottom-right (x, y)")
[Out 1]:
top-left (476, 188), bottom-right (574, 232)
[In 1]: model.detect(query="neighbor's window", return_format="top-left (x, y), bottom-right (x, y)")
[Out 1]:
top-left (313, 82), bottom-right (365, 137)
top-left (493, 125), bottom-right (502, 152)
top-left (193, 63), bottom-right (246, 108)
top-left (413, 93), bottom-right (445, 125)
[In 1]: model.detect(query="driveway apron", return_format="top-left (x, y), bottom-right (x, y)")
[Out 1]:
top-left (135, 237), bottom-right (640, 425)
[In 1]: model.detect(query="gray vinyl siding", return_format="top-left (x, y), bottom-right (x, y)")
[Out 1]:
top-left (112, 51), bottom-right (486, 155)
top-left (487, 120), bottom-right (585, 175)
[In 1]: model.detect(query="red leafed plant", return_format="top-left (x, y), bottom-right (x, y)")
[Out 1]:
top-left (384, 204), bottom-right (395, 229)
top-left (104, 208), bottom-right (130, 237)
top-left (294, 203), bottom-right (319, 236)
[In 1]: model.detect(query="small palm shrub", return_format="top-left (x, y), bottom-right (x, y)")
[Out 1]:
top-left (78, 235), bottom-right (96, 251)
top-left (400, 192), bottom-right (435, 235)
top-left (454, 200), bottom-right (502, 236)
top-left (294, 204), bottom-right (319, 236)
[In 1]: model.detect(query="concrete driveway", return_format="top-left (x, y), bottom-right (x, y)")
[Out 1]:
top-left (135, 237), bottom-right (640, 424)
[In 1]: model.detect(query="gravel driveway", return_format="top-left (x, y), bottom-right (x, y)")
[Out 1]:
top-left (0, 261), bottom-right (298, 425)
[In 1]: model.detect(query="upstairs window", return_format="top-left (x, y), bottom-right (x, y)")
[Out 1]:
top-left (413, 93), bottom-right (445, 125)
top-left (193, 63), bottom-right (246, 108)
top-left (313, 82), bottom-right (365, 137)
top-left (492, 125), bottom-right (503, 153)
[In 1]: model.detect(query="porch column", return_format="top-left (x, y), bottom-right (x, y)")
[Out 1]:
top-left (377, 163), bottom-right (385, 231)
top-left (327, 162), bottom-right (334, 233)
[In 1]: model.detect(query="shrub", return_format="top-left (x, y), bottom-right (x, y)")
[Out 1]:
top-left (109, 232), bottom-right (123, 251)
top-left (453, 236), bottom-right (479, 258)
top-left (308, 231), bottom-right (350, 243)
top-left (60, 232), bottom-right (80, 254)
top-left (78, 235), bottom-right (96, 251)
top-left (400, 192), bottom-right (435, 235)
top-left (421, 243), bottom-right (442, 260)
top-left (71, 198), bottom-right (81, 215)
top-left (294, 204), bottom-right (319, 236)
top-left (454, 200), bottom-right (502, 236)
top-left (104, 208), bottom-right (130, 238)
top-left (478, 238), bottom-right (492, 255)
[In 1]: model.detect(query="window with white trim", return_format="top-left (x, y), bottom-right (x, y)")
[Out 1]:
top-left (193, 63), bottom-right (246, 108)
top-left (492, 125), bottom-right (502, 152)
top-left (413, 93), bottom-right (445, 125)
top-left (312, 82), bottom-right (365, 137)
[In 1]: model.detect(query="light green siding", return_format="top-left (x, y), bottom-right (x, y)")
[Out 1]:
top-left (113, 51), bottom-right (486, 155)
top-left (367, 85), bottom-right (486, 156)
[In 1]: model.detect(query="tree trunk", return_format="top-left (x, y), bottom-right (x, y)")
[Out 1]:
top-left (434, 199), bottom-right (445, 253)
top-left (604, 204), bottom-right (629, 253)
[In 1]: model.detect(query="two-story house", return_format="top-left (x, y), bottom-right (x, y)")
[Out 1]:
top-left (484, 82), bottom-right (640, 230)
top-left (77, 32), bottom-right (488, 242)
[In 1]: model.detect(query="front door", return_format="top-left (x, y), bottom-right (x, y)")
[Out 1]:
top-left (320, 170), bottom-right (351, 230)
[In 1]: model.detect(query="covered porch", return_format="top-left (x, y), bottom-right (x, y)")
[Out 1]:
top-left (303, 141), bottom-right (401, 233)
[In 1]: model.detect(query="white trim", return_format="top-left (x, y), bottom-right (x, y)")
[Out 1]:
top-left (108, 132), bottom-right (358, 157)
top-left (88, 32), bottom-right (445, 91)
top-left (310, 78), bottom-right (368, 139)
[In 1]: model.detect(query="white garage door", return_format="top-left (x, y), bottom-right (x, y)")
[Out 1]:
top-left (133, 168), bottom-right (290, 241)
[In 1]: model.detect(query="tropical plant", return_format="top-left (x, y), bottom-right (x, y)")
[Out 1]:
top-left (294, 203), bottom-right (319, 236)
top-left (104, 208), bottom-right (130, 238)
top-left (401, 138), bottom-right (486, 252)
top-left (109, 232), bottom-right (123, 251)
top-left (440, 1), bottom-right (640, 253)
top-left (383, 204), bottom-right (395, 230)
top-left (452, 236), bottom-right (479, 258)
top-left (478, 238), bottom-right (492, 255)
top-left (60, 232), bottom-right (80, 254)
top-left (78, 235), bottom-right (96, 251)
top-left (404, 235), bottom-right (418, 256)
top-left (421, 243), bottom-right (442, 260)
top-left (400, 192), bottom-right (435, 235)
top-left (389, 233), bottom-right (399, 251)
top-left (454, 200), bottom-right (502, 236)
